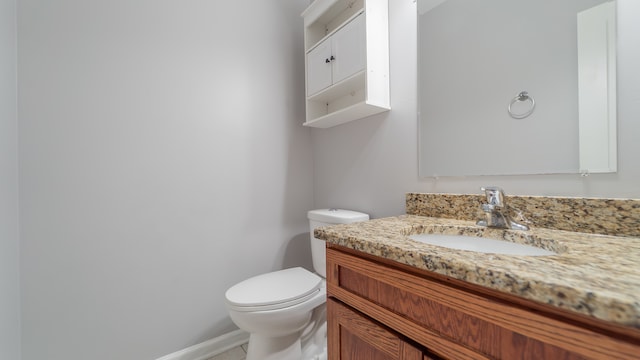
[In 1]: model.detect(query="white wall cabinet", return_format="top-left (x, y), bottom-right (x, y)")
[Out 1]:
top-left (302, 0), bottom-right (390, 128)
top-left (307, 13), bottom-right (366, 97)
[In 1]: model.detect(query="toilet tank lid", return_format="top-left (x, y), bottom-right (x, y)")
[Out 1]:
top-left (307, 209), bottom-right (369, 224)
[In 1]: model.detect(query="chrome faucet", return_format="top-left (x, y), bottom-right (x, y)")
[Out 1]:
top-left (476, 186), bottom-right (529, 231)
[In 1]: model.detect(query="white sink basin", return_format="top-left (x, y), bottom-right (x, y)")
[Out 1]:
top-left (409, 234), bottom-right (557, 256)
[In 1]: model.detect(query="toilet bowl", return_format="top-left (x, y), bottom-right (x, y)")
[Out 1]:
top-left (224, 209), bottom-right (369, 360)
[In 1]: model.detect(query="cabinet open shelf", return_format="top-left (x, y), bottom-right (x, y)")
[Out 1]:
top-left (307, 70), bottom-right (365, 103)
top-left (303, 0), bottom-right (365, 52)
top-left (303, 100), bottom-right (390, 129)
top-left (305, 10), bottom-right (365, 54)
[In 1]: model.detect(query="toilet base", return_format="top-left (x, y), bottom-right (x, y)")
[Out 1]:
top-left (246, 332), bottom-right (301, 360)
top-left (244, 304), bottom-right (327, 360)
top-left (301, 305), bottom-right (327, 359)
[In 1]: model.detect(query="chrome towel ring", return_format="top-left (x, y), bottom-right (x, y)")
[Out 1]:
top-left (508, 91), bottom-right (535, 119)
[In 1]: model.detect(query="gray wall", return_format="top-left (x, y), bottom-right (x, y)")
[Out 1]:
top-left (1, 0), bottom-right (20, 359)
top-left (18, 1), bottom-right (312, 359)
top-left (312, 0), bottom-right (640, 219)
top-left (11, 0), bottom-right (640, 359)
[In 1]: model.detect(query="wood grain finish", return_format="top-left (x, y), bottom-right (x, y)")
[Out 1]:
top-left (328, 298), bottom-right (424, 360)
top-left (327, 246), bottom-right (640, 360)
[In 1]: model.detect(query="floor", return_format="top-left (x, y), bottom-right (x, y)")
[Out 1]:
top-left (207, 343), bottom-right (248, 360)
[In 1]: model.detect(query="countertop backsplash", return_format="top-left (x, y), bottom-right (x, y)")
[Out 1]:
top-left (406, 193), bottom-right (640, 238)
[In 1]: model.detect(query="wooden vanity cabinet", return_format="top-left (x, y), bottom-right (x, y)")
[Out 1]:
top-left (328, 298), bottom-right (430, 360)
top-left (326, 245), bottom-right (640, 360)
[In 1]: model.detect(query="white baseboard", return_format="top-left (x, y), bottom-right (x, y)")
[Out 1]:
top-left (156, 329), bottom-right (250, 360)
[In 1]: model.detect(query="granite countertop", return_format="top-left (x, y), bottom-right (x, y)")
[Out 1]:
top-left (316, 215), bottom-right (640, 330)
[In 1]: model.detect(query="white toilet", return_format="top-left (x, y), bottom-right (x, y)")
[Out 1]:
top-left (224, 209), bottom-right (369, 360)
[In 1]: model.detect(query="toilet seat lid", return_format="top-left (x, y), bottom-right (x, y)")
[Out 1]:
top-left (225, 267), bottom-right (322, 311)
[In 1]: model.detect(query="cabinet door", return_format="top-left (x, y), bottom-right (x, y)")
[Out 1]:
top-left (331, 13), bottom-right (366, 84)
top-left (328, 298), bottom-right (423, 360)
top-left (307, 39), bottom-right (333, 96)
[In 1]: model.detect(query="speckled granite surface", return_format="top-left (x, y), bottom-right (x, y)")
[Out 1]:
top-left (406, 193), bottom-right (640, 237)
top-left (317, 194), bottom-right (640, 330)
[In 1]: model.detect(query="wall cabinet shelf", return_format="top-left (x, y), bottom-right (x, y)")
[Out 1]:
top-left (302, 0), bottom-right (390, 128)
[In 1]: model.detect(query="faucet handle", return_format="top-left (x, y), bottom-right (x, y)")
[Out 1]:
top-left (481, 186), bottom-right (505, 207)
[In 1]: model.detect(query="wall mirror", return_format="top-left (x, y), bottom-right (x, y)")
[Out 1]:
top-left (418, 0), bottom-right (617, 177)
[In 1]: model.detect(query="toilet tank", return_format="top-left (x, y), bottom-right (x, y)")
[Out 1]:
top-left (307, 209), bottom-right (369, 278)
